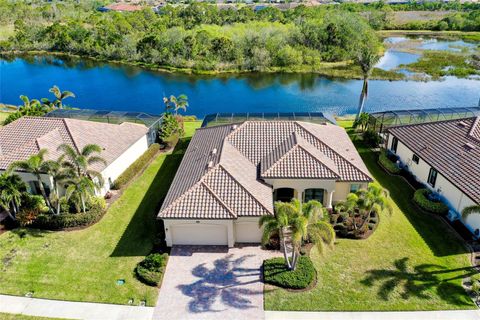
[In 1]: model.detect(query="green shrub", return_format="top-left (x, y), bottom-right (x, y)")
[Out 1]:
top-left (413, 189), bottom-right (449, 215)
top-left (263, 256), bottom-right (316, 289)
top-left (363, 130), bottom-right (381, 148)
top-left (135, 253), bottom-right (168, 286)
top-left (112, 143), bottom-right (160, 190)
top-left (379, 150), bottom-right (401, 174)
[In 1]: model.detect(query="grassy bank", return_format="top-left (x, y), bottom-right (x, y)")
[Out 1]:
top-left (379, 30), bottom-right (480, 42)
top-left (264, 122), bottom-right (475, 311)
top-left (0, 121), bottom-right (202, 306)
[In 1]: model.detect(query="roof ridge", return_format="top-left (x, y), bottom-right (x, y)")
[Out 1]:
top-left (262, 143), bottom-right (299, 177)
top-left (468, 117), bottom-right (480, 143)
top-left (62, 118), bottom-right (81, 153)
top-left (296, 122), bottom-right (372, 180)
top-left (217, 164), bottom-right (273, 215)
top-left (200, 179), bottom-right (237, 218)
top-left (296, 144), bottom-right (340, 178)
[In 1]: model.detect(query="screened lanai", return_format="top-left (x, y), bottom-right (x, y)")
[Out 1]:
top-left (368, 107), bottom-right (480, 133)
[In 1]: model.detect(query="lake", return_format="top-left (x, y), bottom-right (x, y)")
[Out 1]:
top-left (0, 36), bottom-right (479, 118)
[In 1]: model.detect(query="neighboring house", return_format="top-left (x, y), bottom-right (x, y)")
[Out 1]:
top-left (0, 116), bottom-right (150, 196)
top-left (158, 121), bottom-right (372, 247)
top-left (386, 117), bottom-right (480, 234)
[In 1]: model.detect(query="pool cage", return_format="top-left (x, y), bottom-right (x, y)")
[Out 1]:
top-left (201, 112), bottom-right (336, 128)
top-left (368, 107), bottom-right (480, 133)
top-left (45, 109), bottom-right (162, 130)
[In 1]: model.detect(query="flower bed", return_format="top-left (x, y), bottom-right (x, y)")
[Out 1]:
top-left (330, 210), bottom-right (379, 239)
top-left (27, 207), bottom-right (105, 230)
top-left (413, 189), bottom-right (449, 215)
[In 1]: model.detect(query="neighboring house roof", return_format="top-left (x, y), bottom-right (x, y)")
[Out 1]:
top-left (0, 116), bottom-right (148, 172)
top-left (104, 3), bottom-right (145, 11)
top-left (159, 121), bottom-right (372, 220)
top-left (387, 117), bottom-right (480, 204)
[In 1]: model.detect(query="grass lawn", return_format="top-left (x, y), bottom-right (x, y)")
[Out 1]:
top-left (265, 122), bottom-right (475, 311)
top-left (0, 121), bottom-right (202, 306)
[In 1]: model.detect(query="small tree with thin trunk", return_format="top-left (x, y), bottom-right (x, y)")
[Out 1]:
top-left (0, 171), bottom-right (26, 220)
top-left (49, 85), bottom-right (75, 109)
top-left (259, 199), bottom-right (335, 270)
top-left (9, 149), bottom-right (53, 212)
top-left (355, 44), bottom-right (381, 121)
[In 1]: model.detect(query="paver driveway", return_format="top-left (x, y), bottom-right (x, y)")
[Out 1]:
top-left (154, 245), bottom-right (279, 320)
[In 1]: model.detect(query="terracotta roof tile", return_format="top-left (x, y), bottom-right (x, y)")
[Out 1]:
top-left (0, 116), bottom-right (148, 171)
top-left (159, 120), bottom-right (372, 219)
top-left (388, 117), bottom-right (480, 204)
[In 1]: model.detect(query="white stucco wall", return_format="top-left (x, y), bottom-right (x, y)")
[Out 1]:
top-left (99, 135), bottom-right (149, 195)
top-left (164, 219), bottom-right (235, 247)
top-left (0, 170), bottom-right (54, 195)
top-left (332, 182), bottom-right (368, 202)
top-left (234, 217), bottom-right (262, 243)
top-left (387, 134), bottom-right (479, 232)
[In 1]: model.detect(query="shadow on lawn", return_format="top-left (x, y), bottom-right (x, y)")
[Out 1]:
top-left (356, 143), bottom-right (470, 257)
top-left (361, 257), bottom-right (475, 306)
top-left (110, 138), bottom-right (191, 257)
top-left (178, 254), bottom-right (261, 313)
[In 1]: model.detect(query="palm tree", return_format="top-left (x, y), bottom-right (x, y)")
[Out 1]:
top-left (43, 159), bottom-right (68, 215)
top-left (49, 85), bottom-right (75, 109)
top-left (354, 112), bottom-right (370, 132)
top-left (65, 175), bottom-right (97, 213)
top-left (0, 171), bottom-right (26, 220)
top-left (462, 205), bottom-right (480, 220)
top-left (355, 46), bottom-right (380, 121)
top-left (19, 95), bottom-right (41, 110)
top-left (9, 149), bottom-right (53, 211)
top-left (57, 144), bottom-right (106, 184)
top-left (259, 199), bottom-right (335, 270)
top-left (163, 94), bottom-right (189, 115)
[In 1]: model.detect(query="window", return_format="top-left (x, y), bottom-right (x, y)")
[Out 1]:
top-left (304, 189), bottom-right (325, 204)
top-left (350, 184), bottom-right (361, 193)
top-left (428, 168), bottom-right (438, 188)
top-left (412, 154), bottom-right (419, 164)
top-left (391, 137), bottom-right (398, 153)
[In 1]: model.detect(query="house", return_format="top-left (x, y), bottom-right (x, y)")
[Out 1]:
top-left (98, 3), bottom-right (145, 12)
top-left (386, 117), bottom-right (480, 233)
top-left (157, 120), bottom-right (372, 247)
top-left (0, 116), bottom-right (150, 196)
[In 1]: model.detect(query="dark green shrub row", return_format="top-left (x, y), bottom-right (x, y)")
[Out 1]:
top-left (136, 253), bottom-right (168, 286)
top-left (263, 256), bottom-right (316, 289)
top-left (379, 150), bottom-right (401, 174)
top-left (413, 189), bottom-right (449, 215)
top-left (112, 143), bottom-right (160, 190)
top-left (363, 130), bottom-right (382, 148)
top-left (29, 207), bottom-right (105, 230)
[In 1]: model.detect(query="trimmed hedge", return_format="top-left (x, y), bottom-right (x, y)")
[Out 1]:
top-left (379, 150), bottom-right (401, 174)
top-left (135, 253), bottom-right (168, 286)
top-left (264, 256), bottom-right (316, 289)
top-left (29, 207), bottom-right (105, 230)
top-left (112, 143), bottom-right (160, 190)
top-left (413, 188), bottom-right (449, 215)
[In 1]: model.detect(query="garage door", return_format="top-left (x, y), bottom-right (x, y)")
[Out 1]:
top-left (235, 221), bottom-right (262, 243)
top-left (171, 224), bottom-right (228, 245)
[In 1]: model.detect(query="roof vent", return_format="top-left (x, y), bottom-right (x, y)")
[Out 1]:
top-left (207, 161), bottom-right (214, 168)
top-left (464, 143), bottom-right (476, 151)
top-left (458, 121), bottom-right (468, 128)
top-left (231, 125), bottom-right (238, 131)
top-left (211, 148), bottom-right (217, 155)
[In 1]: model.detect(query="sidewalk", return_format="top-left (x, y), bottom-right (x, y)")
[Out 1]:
top-left (266, 310), bottom-right (480, 320)
top-left (0, 294), bottom-right (154, 320)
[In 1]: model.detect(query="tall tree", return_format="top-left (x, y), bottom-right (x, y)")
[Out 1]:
top-left (49, 85), bottom-right (75, 109)
top-left (65, 175), bottom-right (97, 213)
top-left (43, 159), bottom-right (68, 215)
top-left (9, 149), bottom-right (53, 212)
top-left (57, 144), bottom-right (106, 183)
top-left (355, 46), bottom-right (380, 121)
top-left (259, 199), bottom-right (335, 270)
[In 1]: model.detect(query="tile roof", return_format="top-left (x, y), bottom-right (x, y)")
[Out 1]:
top-left (388, 117), bottom-right (480, 204)
top-left (0, 116), bottom-right (148, 172)
top-left (159, 121), bottom-right (372, 220)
